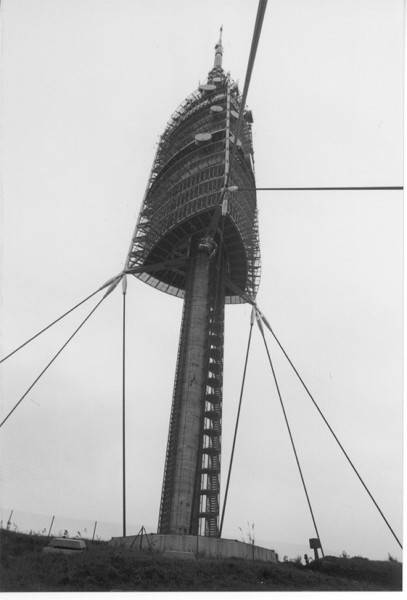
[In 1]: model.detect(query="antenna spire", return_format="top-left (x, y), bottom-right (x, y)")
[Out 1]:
top-left (214, 26), bottom-right (223, 68)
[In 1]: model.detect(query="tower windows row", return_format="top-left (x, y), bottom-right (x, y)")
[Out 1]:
top-left (172, 163), bottom-right (224, 195)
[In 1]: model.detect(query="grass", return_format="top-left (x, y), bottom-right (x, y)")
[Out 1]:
top-left (0, 529), bottom-right (402, 591)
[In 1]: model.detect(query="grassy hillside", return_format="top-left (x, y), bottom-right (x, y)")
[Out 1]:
top-left (0, 530), bottom-right (402, 591)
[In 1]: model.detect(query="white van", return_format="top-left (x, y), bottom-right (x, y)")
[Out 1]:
top-left (43, 537), bottom-right (87, 555)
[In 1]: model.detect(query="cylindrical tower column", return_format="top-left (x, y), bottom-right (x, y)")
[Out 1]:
top-left (169, 248), bottom-right (210, 533)
top-left (159, 241), bottom-right (213, 535)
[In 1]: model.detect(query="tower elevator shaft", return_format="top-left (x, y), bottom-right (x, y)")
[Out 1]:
top-left (158, 237), bottom-right (225, 537)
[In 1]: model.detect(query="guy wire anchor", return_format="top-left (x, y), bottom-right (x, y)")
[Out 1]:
top-left (122, 274), bottom-right (128, 295)
top-left (254, 307), bottom-right (264, 333)
top-left (98, 272), bottom-right (124, 298)
top-left (221, 185), bottom-right (239, 216)
top-left (102, 273), bottom-right (124, 298)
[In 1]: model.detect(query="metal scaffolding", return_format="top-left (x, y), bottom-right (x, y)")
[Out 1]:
top-left (126, 64), bottom-right (260, 304)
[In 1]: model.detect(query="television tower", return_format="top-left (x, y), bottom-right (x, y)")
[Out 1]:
top-left (126, 31), bottom-right (261, 537)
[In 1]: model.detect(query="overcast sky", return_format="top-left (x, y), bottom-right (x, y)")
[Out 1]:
top-left (0, 0), bottom-right (403, 561)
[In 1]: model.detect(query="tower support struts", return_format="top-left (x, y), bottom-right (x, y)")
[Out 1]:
top-left (158, 235), bottom-right (225, 537)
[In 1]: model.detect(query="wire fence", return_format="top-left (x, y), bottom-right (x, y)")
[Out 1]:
top-left (0, 507), bottom-right (153, 542)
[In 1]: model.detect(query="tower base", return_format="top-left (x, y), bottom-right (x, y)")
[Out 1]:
top-left (110, 533), bottom-right (278, 563)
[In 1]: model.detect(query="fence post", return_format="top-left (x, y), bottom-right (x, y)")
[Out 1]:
top-left (92, 521), bottom-right (98, 543)
top-left (6, 510), bottom-right (13, 531)
top-left (47, 515), bottom-right (55, 537)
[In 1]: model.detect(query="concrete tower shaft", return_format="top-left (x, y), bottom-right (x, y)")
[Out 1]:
top-left (158, 237), bottom-right (225, 536)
